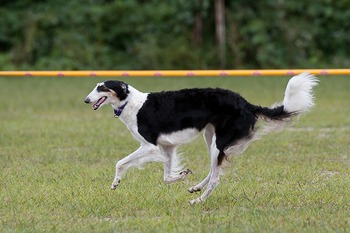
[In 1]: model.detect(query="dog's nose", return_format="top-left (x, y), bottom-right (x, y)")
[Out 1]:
top-left (84, 97), bottom-right (91, 104)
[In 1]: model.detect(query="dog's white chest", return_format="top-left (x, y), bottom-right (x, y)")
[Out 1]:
top-left (118, 89), bottom-right (150, 144)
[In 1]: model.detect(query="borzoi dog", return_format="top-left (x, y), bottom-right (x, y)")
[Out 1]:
top-left (84, 73), bottom-right (318, 204)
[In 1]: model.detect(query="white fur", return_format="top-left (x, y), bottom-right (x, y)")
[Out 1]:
top-left (117, 86), bottom-right (149, 144)
top-left (157, 128), bottom-right (200, 146)
top-left (189, 134), bottom-right (221, 204)
top-left (283, 72), bottom-right (319, 113)
top-left (86, 83), bottom-right (117, 109)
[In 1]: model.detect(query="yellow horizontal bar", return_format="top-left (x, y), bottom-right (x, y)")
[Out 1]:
top-left (0, 69), bottom-right (349, 77)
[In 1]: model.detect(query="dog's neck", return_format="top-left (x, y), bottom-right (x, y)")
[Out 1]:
top-left (113, 101), bottom-right (128, 118)
top-left (112, 85), bottom-right (148, 120)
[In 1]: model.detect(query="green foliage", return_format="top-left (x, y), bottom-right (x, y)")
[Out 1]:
top-left (0, 0), bottom-right (349, 69)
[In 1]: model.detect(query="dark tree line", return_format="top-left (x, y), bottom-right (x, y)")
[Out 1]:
top-left (0, 0), bottom-right (349, 70)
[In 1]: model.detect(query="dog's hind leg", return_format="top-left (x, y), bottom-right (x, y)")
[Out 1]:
top-left (161, 146), bottom-right (192, 183)
top-left (111, 145), bottom-right (163, 190)
top-left (189, 129), bottom-right (257, 204)
top-left (188, 124), bottom-right (215, 193)
top-left (188, 173), bottom-right (210, 193)
top-left (189, 136), bottom-right (222, 205)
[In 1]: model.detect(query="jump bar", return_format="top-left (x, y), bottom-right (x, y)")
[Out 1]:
top-left (1, 69), bottom-right (349, 77)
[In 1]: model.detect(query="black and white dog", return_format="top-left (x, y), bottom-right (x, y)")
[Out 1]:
top-left (84, 73), bottom-right (318, 204)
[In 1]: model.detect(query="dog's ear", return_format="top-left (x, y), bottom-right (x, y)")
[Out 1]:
top-left (104, 80), bottom-right (129, 100)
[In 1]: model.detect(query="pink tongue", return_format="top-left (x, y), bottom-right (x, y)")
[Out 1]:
top-left (96, 97), bottom-right (105, 105)
top-left (93, 97), bottom-right (106, 110)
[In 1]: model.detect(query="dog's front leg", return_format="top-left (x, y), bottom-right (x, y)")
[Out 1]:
top-left (161, 146), bottom-right (192, 183)
top-left (111, 145), bottom-right (159, 190)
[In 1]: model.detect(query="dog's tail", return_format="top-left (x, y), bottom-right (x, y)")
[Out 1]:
top-left (252, 72), bottom-right (319, 135)
top-left (223, 73), bottom-right (318, 159)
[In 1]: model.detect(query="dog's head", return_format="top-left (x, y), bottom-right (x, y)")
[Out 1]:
top-left (84, 80), bottom-right (129, 110)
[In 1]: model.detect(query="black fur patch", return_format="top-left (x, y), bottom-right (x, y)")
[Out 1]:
top-left (252, 105), bottom-right (295, 120)
top-left (97, 85), bottom-right (110, 93)
top-left (103, 81), bottom-right (130, 100)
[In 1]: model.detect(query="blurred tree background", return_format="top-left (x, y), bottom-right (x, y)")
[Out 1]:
top-left (0, 0), bottom-right (349, 70)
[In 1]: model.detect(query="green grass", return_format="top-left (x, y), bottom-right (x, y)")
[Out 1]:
top-left (0, 76), bottom-right (349, 232)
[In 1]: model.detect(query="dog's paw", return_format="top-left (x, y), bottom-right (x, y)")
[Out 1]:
top-left (164, 169), bottom-right (192, 184)
top-left (110, 179), bottom-right (120, 190)
top-left (179, 169), bottom-right (192, 176)
top-left (189, 197), bottom-right (203, 205)
top-left (188, 186), bottom-right (201, 193)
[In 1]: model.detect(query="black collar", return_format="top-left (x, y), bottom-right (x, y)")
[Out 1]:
top-left (114, 101), bottom-right (128, 118)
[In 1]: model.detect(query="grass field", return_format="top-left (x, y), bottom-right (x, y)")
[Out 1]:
top-left (0, 76), bottom-right (349, 232)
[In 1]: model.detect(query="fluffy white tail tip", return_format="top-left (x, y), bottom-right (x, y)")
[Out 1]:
top-left (283, 72), bottom-right (319, 114)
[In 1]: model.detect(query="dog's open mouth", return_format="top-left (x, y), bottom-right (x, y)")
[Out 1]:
top-left (93, 96), bottom-right (107, 110)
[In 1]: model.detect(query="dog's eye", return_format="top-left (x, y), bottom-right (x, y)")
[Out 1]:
top-left (97, 85), bottom-right (110, 93)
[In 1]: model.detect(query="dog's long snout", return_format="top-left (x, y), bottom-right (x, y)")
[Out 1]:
top-left (84, 97), bottom-right (91, 104)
